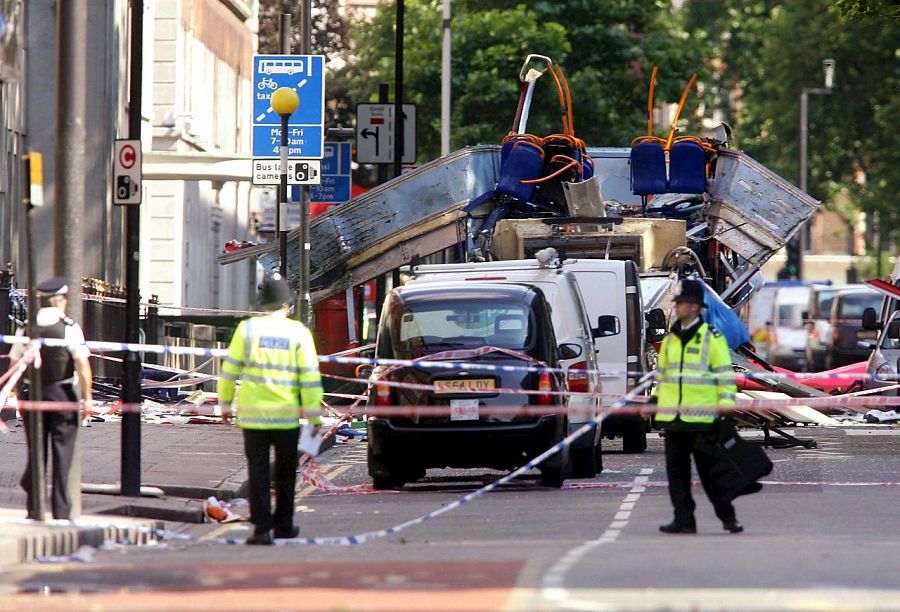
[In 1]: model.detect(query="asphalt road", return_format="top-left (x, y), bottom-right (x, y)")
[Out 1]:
top-left (3, 427), bottom-right (900, 611)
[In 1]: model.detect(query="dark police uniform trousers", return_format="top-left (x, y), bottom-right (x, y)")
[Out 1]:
top-left (21, 380), bottom-right (80, 520)
top-left (665, 426), bottom-right (736, 524)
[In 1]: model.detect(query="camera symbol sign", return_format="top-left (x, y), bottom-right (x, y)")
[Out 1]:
top-left (113, 139), bottom-right (142, 206)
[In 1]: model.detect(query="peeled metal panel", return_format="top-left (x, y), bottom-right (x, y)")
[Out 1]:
top-left (706, 150), bottom-right (819, 265)
top-left (260, 145), bottom-right (501, 298)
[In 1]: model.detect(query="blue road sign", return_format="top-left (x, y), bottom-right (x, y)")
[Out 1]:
top-left (252, 54), bottom-right (325, 159)
top-left (309, 142), bottom-right (352, 203)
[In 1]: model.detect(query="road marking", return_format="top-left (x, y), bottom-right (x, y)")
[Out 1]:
top-left (542, 468), bottom-right (653, 605)
top-left (205, 464), bottom-right (351, 540)
top-left (297, 464), bottom-right (352, 499)
top-left (845, 428), bottom-right (900, 436)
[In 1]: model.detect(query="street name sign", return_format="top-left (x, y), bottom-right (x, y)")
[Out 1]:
top-left (252, 54), bottom-right (325, 159)
top-left (113, 139), bottom-right (142, 205)
top-left (309, 141), bottom-right (352, 203)
top-left (356, 103), bottom-right (416, 164)
top-left (252, 159), bottom-right (322, 186)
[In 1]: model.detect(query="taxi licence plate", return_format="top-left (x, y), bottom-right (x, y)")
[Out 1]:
top-left (433, 379), bottom-right (496, 394)
top-left (450, 399), bottom-right (479, 421)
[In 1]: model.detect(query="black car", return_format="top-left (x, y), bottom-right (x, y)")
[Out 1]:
top-left (367, 282), bottom-right (568, 489)
top-left (825, 288), bottom-right (883, 369)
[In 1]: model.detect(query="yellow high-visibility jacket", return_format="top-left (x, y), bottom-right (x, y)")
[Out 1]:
top-left (654, 321), bottom-right (736, 425)
top-left (218, 313), bottom-right (323, 429)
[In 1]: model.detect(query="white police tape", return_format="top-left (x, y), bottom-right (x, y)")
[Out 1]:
top-left (148, 377), bottom-right (658, 547)
top-left (0, 333), bottom-right (886, 382)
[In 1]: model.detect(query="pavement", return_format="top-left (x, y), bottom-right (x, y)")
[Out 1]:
top-left (1, 421), bottom-right (899, 610)
top-left (0, 416), bottom-right (247, 565)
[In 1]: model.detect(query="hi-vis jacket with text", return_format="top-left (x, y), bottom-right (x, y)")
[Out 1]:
top-left (218, 313), bottom-right (323, 429)
top-left (654, 321), bottom-right (736, 425)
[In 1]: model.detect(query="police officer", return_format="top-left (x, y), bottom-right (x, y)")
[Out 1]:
top-left (218, 276), bottom-right (323, 545)
top-left (653, 279), bottom-right (741, 534)
top-left (10, 277), bottom-right (93, 520)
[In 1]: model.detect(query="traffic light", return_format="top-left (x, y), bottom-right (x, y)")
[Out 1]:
top-left (781, 235), bottom-right (802, 280)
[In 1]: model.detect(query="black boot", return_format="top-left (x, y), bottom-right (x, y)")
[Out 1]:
top-left (273, 525), bottom-right (299, 539)
top-left (246, 530), bottom-right (274, 545)
top-left (659, 519), bottom-right (697, 534)
top-left (722, 519), bottom-right (744, 533)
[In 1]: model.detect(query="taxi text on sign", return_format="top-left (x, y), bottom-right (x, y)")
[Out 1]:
top-left (252, 54), bottom-right (326, 159)
top-left (113, 139), bottom-right (142, 206)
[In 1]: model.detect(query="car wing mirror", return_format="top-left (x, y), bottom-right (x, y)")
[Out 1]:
top-left (592, 315), bottom-right (620, 339)
top-left (862, 307), bottom-right (881, 331)
top-left (645, 308), bottom-right (666, 343)
top-left (558, 343), bottom-right (583, 360)
top-left (888, 320), bottom-right (900, 340)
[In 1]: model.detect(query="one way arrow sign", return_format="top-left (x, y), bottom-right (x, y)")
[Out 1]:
top-left (356, 103), bottom-right (416, 164)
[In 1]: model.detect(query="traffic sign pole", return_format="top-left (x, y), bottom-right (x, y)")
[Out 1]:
top-left (299, 0), bottom-right (313, 325)
top-left (122, 0), bottom-right (143, 499)
top-left (394, 0), bottom-right (404, 179)
top-left (277, 13), bottom-right (290, 278)
top-left (279, 111), bottom-right (289, 277)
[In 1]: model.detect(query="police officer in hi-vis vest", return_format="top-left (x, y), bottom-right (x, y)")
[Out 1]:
top-left (10, 277), bottom-right (93, 520)
top-left (218, 276), bottom-right (323, 545)
top-left (653, 279), bottom-right (741, 534)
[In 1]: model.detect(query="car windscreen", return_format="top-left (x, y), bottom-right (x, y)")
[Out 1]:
top-left (814, 290), bottom-right (837, 319)
top-left (837, 293), bottom-right (882, 320)
top-left (384, 298), bottom-right (535, 360)
top-left (776, 303), bottom-right (804, 327)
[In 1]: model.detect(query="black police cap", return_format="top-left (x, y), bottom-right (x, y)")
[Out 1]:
top-left (258, 275), bottom-right (294, 309)
top-left (34, 276), bottom-right (70, 296)
top-left (673, 278), bottom-right (705, 305)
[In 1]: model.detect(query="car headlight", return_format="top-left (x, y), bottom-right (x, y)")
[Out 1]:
top-left (874, 363), bottom-right (896, 384)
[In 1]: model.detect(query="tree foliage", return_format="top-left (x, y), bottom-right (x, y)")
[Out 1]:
top-left (834, 0), bottom-right (900, 24)
top-left (340, 0), bottom-right (706, 161)
top-left (686, 0), bottom-right (900, 234)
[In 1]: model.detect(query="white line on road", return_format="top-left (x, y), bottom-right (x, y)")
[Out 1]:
top-left (542, 468), bottom-right (654, 608)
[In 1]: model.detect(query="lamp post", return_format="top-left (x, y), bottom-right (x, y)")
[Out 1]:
top-left (785, 58), bottom-right (835, 280)
top-left (271, 87), bottom-right (299, 278)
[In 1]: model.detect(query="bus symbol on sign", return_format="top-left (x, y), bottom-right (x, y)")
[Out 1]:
top-left (259, 59), bottom-right (306, 75)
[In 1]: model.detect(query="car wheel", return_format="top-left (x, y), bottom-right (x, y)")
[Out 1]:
top-left (540, 465), bottom-right (565, 488)
top-left (622, 422), bottom-right (648, 454)
top-left (372, 475), bottom-right (403, 490)
top-left (404, 466), bottom-right (426, 484)
top-left (594, 440), bottom-right (604, 474)
top-left (367, 444), bottom-right (404, 489)
top-left (569, 443), bottom-right (598, 478)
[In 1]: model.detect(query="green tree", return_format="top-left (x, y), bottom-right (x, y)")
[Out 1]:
top-left (835, 0), bottom-right (900, 24)
top-left (726, 0), bottom-right (900, 232)
top-left (341, 0), bottom-right (706, 161)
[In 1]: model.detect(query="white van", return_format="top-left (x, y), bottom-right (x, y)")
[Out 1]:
top-left (410, 252), bottom-right (647, 463)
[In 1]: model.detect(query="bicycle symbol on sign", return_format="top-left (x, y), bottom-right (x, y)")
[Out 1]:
top-left (257, 77), bottom-right (278, 91)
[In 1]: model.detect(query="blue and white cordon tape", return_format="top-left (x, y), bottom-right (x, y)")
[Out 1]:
top-left (143, 377), bottom-right (657, 547)
top-left (0, 334), bottom-right (886, 381)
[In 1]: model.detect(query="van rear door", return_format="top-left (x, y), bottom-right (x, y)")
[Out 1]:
top-left (564, 261), bottom-right (631, 402)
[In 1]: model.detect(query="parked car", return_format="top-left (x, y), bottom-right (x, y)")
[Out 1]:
top-left (767, 285), bottom-right (811, 370)
top-left (367, 282), bottom-right (570, 489)
top-left (805, 284), bottom-right (849, 372)
top-left (745, 284), bottom-right (778, 358)
top-left (863, 309), bottom-right (900, 395)
top-left (823, 287), bottom-right (882, 369)
top-left (863, 260), bottom-right (900, 392)
top-left (410, 255), bottom-right (649, 456)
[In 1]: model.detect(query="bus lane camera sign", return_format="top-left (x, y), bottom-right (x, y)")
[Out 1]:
top-left (252, 54), bottom-right (325, 159)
